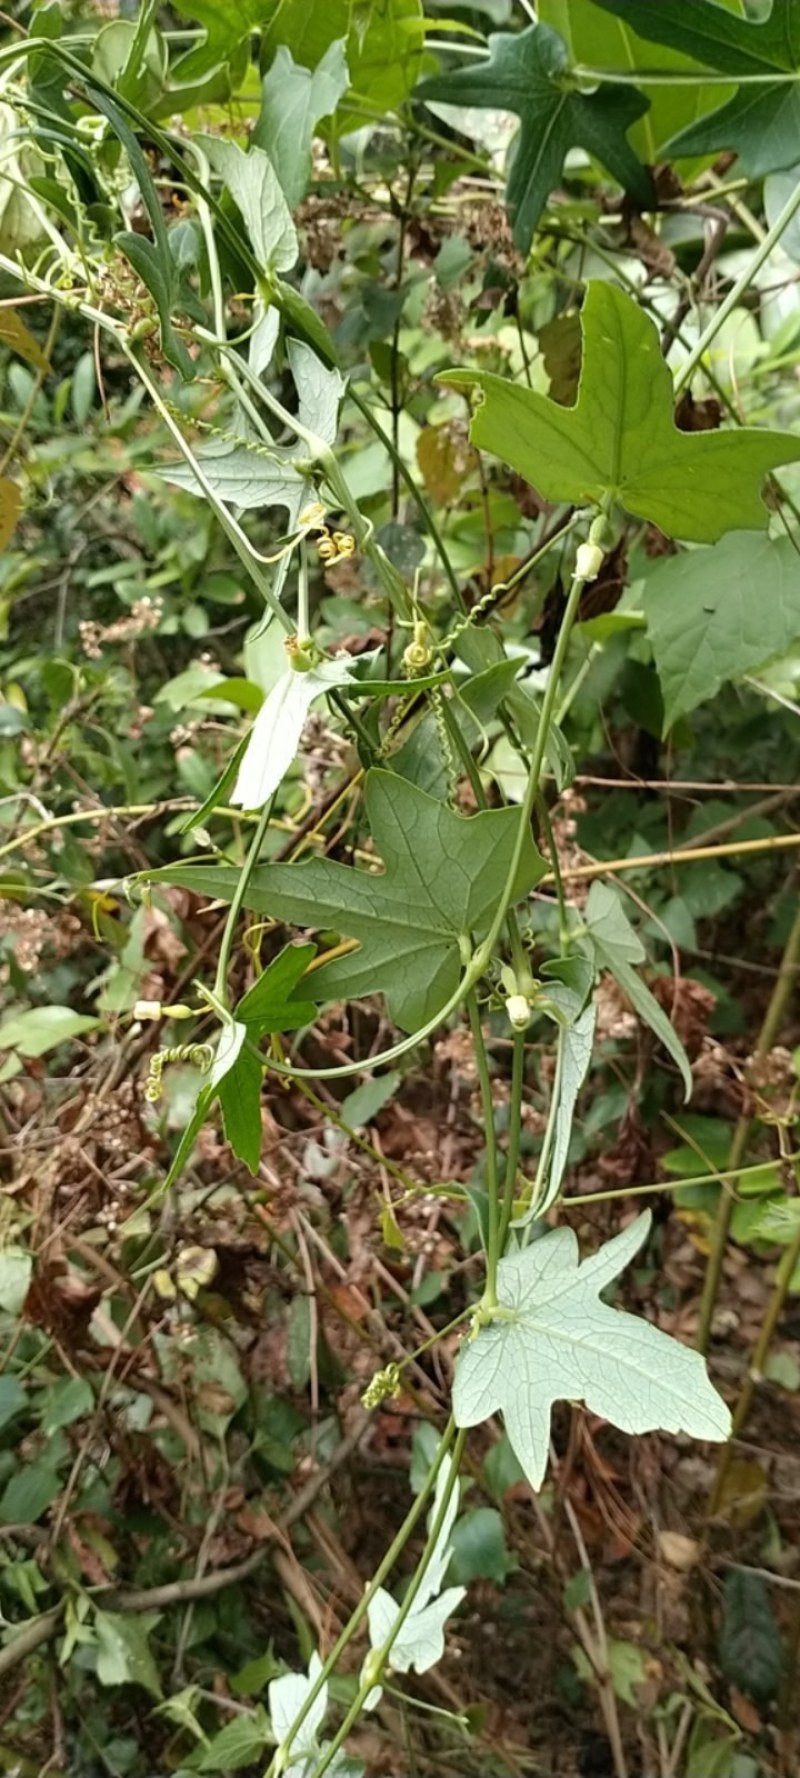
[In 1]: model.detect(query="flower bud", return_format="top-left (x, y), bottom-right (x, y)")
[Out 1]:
top-left (133, 999), bottom-right (162, 1022)
top-left (575, 540), bottom-right (604, 582)
top-left (506, 993), bottom-right (531, 1030)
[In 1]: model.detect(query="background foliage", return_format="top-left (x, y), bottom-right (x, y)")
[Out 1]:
top-left (1, 2), bottom-right (800, 1776)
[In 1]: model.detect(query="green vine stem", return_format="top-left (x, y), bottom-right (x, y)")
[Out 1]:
top-left (709, 1186), bottom-right (800, 1518)
top-left (496, 1028), bottom-right (526, 1260)
top-left (263, 1422), bottom-right (457, 1778)
top-left (306, 1430), bottom-right (468, 1778)
top-left (696, 893), bottom-right (800, 1354)
top-left (212, 798), bottom-right (276, 1006)
top-left (674, 174), bottom-right (800, 393)
top-left (466, 991), bottom-right (502, 1308)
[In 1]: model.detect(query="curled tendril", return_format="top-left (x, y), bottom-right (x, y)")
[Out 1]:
top-left (145, 1042), bottom-right (215, 1104)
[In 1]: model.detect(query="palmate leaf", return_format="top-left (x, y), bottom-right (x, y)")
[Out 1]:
top-left (591, 0), bottom-right (800, 177)
top-left (442, 281), bottom-right (800, 544)
top-left (453, 1210), bottom-right (730, 1491)
top-left (539, 0), bottom-right (744, 164)
top-left (152, 769), bottom-right (547, 1031)
top-left (417, 22), bottom-right (652, 252)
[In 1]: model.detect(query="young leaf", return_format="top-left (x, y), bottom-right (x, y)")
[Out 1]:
top-left (200, 136), bottom-right (298, 275)
top-left (0, 1005), bottom-right (98, 1057)
top-left (441, 281), bottom-right (800, 544)
top-left (580, 882), bottom-right (692, 1099)
top-left (418, 23), bottom-right (652, 251)
top-left (254, 40), bottom-right (349, 209)
top-left (160, 440), bottom-right (311, 526)
top-left (194, 1709), bottom-right (272, 1771)
top-left (643, 531), bottom-right (800, 726)
top-left (453, 1210), bottom-right (731, 1492)
top-left (149, 769), bottom-right (548, 1031)
top-left (94, 1611), bottom-right (162, 1697)
top-left (232, 656), bottom-right (362, 810)
top-left (591, 0), bottom-right (800, 177)
top-left (260, 0), bottom-right (423, 123)
top-left (269, 1653), bottom-right (328, 1775)
top-left (287, 338), bottom-right (346, 447)
top-left (161, 945), bottom-right (316, 1184)
top-left (544, 1002), bottom-right (597, 1214)
top-left (364, 1451), bottom-right (465, 1705)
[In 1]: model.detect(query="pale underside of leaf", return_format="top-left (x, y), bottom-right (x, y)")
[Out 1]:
top-left (453, 1211), bottom-right (730, 1490)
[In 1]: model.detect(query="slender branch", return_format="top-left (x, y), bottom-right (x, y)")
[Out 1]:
top-left (264, 1424), bottom-right (457, 1778)
top-left (674, 174), bottom-right (800, 393)
top-left (467, 991), bottom-right (501, 1307)
top-left (697, 894), bottom-right (800, 1354)
top-left (709, 1200), bottom-right (800, 1516)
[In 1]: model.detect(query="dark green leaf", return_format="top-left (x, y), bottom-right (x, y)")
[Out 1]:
top-left (149, 768), bottom-right (547, 1031)
top-left (592, 0), bottom-right (800, 176)
top-left (539, 0), bottom-right (743, 163)
top-left (448, 1507), bottom-right (512, 1585)
top-left (87, 88), bottom-right (195, 379)
top-left (589, 0), bottom-right (800, 77)
top-left (215, 1022), bottom-right (264, 1173)
top-left (643, 532), bottom-right (800, 726)
top-left (0, 1377), bottom-right (26, 1431)
top-left (193, 1709), bottom-right (271, 1771)
top-left (418, 23), bottom-right (651, 251)
top-left (0, 1461), bottom-right (61, 1525)
top-left (236, 942), bottom-right (317, 1032)
top-left (718, 1570), bottom-right (783, 1702)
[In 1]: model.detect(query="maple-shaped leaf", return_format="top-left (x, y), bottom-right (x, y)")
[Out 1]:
top-left (153, 769), bottom-right (547, 1031)
top-left (591, 0), bottom-right (800, 177)
top-left (453, 1210), bottom-right (731, 1492)
top-left (417, 22), bottom-right (652, 251)
top-left (440, 281), bottom-right (800, 543)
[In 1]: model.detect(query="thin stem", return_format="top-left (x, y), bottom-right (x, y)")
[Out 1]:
top-left (264, 1423), bottom-right (457, 1778)
top-left (574, 65), bottom-right (800, 86)
top-left (524, 1028), bottom-right (565, 1228)
top-left (674, 174), bottom-right (800, 393)
top-left (213, 798), bottom-right (275, 1005)
top-left (296, 541), bottom-right (310, 644)
top-left (709, 1195), bottom-right (800, 1516)
top-left (497, 1029), bottom-right (526, 1259)
top-left (697, 894), bottom-right (800, 1354)
top-left (577, 1155), bottom-right (797, 1206)
top-left (351, 388), bottom-right (464, 606)
top-left (472, 563), bottom-right (591, 979)
top-left (309, 1429), bottom-right (468, 1778)
top-left (123, 346), bottom-right (293, 632)
top-left (467, 991), bottom-right (501, 1307)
